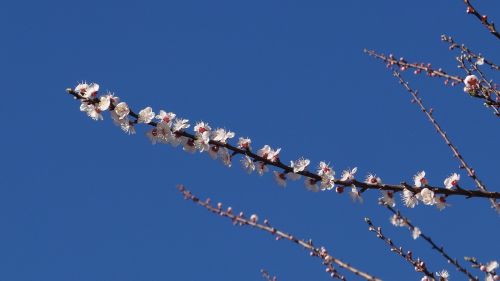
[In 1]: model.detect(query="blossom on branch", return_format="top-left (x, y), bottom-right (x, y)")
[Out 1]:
top-left (443, 173), bottom-right (460, 189)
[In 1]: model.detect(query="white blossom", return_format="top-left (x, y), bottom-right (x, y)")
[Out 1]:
top-left (119, 119), bottom-right (136, 135)
top-left (80, 103), bottom-right (102, 121)
top-left (75, 82), bottom-right (99, 98)
top-left (291, 158), bottom-right (310, 173)
top-left (365, 173), bottom-right (382, 185)
top-left (212, 128), bottom-right (235, 143)
top-left (258, 145), bottom-right (281, 162)
top-left (208, 145), bottom-right (220, 159)
top-left (241, 156), bottom-right (255, 174)
top-left (273, 171), bottom-right (287, 187)
top-left (114, 102), bottom-right (130, 120)
top-left (172, 118), bottom-right (190, 132)
top-left (304, 178), bottom-right (319, 192)
top-left (183, 138), bottom-right (197, 153)
top-left (219, 148), bottom-right (232, 167)
top-left (317, 161), bottom-right (333, 176)
top-left (155, 110), bottom-right (176, 124)
top-left (256, 161), bottom-right (268, 176)
top-left (379, 191), bottom-right (395, 207)
top-left (463, 74), bottom-right (479, 92)
top-left (412, 227), bottom-right (421, 240)
top-left (402, 189), bottom-right (418, 208)
top-left (194, 121), bottom-right (211, 146)
top-left (320, 174), bottom-right (335, 191)
top-left (435, 196), bottom-right (449, 211)
top-left (416, 188), bottom-right (435, 205)
top-left (413, 171), bottom-right (428, 188)
top-left (237, 137), bottom-right (252, 150)
top-left (138, 107), bottom-right (155, 124)
top-left (340, 167), bottom-right (357, 182)
top-left (390, 214), bottom-right (406, 227)
top-left (349, 186), bottom-right (363, 203)
top-left (485, 260), bottom-right (499, 273)
top-left (421, 276), bottom-right (434, 281)
top-left (477, 57), bottom-right (485, 65)
top-left (443, 173), bottom-right (460, 189)
top-left (97, 94), bottom-right (112, 111)
top-left (436, 270), bottom-right (449, 281)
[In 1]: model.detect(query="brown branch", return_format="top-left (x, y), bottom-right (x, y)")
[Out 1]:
top-left (177, 184), bottom-right (382, 281)
top-left (384, 205), bottom-right (478, 280)
top-left (67, 88), bottom-right (500, 202)
top-left (463, 0), bottom-right (500, 41)
top-left (392, 71), bottom-right (498, 211)
top-left (364, 218), bottom-right (435, 279)
top-left (441, 34), bottom-right (500, 71)
top-left (364, 49), bottom-right (500, 116)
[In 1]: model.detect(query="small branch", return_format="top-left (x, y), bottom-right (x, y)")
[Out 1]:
top-left (67, 88), bottom-right (500, 201)
top-left (384, 205), bottom-right (478, 280)
top-left (177, 184), bottom-right (382, 281)
top-left (392, 71), bottom-right (497, 210)
top-left (463, 0), bottom-right (500, 41)
top-left (441, 34), bottom-right (500, 71)
top-left (365, 217), bottom-right (435, 279)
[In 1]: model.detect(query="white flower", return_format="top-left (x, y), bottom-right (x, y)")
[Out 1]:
top-left (219, 148), bottom-right (232, 167)
top-left (208, 145), bottom-right (220, 159)
top-left (273, 171), bottom-right (287, 187)
top-left (485, 260), bottom-right (499, 273)
top-left (138, 107), bottom-right (155, 124)
top-left (436, 270), bottom-right (449, 281)
top-left (119, 118), bottom-right (136, 135)
top-left (212, 128), bottom-right (235, 143)
top-left (365, 173), bottom-right (382, 185)
top-left (97, 94), bottom-right (111, 111)
top-left (257, 145), bottom-right (281, 162)
top-left (443, 173), bottom-right (460, 189)
top-left (413, 171), bottom-right (428, 187)
top-left (155, 110), bottom-right (176, 124)
top-left (237, 137), bottom-right (251, 150)
top-left (463, 74), bottom-right (479, 92)
top-left (114, 102), bottom-right (130, 120)
top-left (349, 186), bottom-right (363, 203)
top-left (146, 128), bottom-right (161, 144)
top-left (390, 214), bottom-right (406, 227)
top-left (80, 103), bottom-right (102, 121)
top-left (421, 276), bottom-right (434, 281)
top-left (194, 137), bottom-right (210, 152)
top-left (477, 57), bottom-right (485, 65)
top-left (416, 188), bottom-right (435, 205)
top-left (379, 191), bottom-right (395, 207)
top-left (155, 122), bottom-right (173, 143)
top-left (291, 158), bottom-right (310, 173)
top-left (340, 167), bottom-right (357, 182)
top-left (304, 178), bottom-right (319, 192)
top-left (75, 82), bottom-right (99, 98)
top-left (320, 174), bottom-right (335, 191)
top-left (194, 121), bottom-right (212, 135)
top-left (402, 189), bottom-right (418, 208)
top-left (435, 196), bottom-right (449, 210)
top-left (183, 138), bottom-right (197, 153)
top-left (412, 227), bottom-right (421, 240)
top-left (256, 162), bottom-right (268, 175)
top-left (317, 161), bottom-right (333, 176)
top-left (172, 118), bottom-right (190, 132)
top-left (170, 134), bottom-right (186, 147)
top-left (241, 156), bottom-right (255, 174)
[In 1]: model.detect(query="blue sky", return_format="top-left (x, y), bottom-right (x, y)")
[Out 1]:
top-left (1, 0), bottom-right (499, 280)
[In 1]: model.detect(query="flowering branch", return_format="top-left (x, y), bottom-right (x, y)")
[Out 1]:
top-left (392, 71), bottom-right (498, 211)
top-left (441, 34), bottom-right (500, 71)
top-left (364, 49), bottom-right (500, 116)
top-left (261, 269), bottom-right (278, 281)
top-left (364, 218), bottom-right (441, 280)
top-left (464, 257), bottom-right (499, 281)
top-left (384, 204), bottom-right (478, 280)
top-left (463, 0), bottom-right (500, 41)
top-left (66, 86), bottom-right (500, 211)
top-left (177, 184), bottom-right (381, 281)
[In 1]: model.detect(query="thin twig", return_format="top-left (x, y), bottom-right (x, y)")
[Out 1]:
top-left (177, 184), bottom-right (382, 281)
top-left (384, 205), bottom-right (478, 280)
top-left (441, 34), bottom-right (500, 71)
top-left (261, 269), bottom-right (278, 281)
top-left (463, 0), bottom-right (500, 41)
top-left (365, 217), bottom-right (435, 279)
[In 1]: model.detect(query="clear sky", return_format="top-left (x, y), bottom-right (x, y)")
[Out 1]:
top-left (1, 0), bottom-right (499, 280)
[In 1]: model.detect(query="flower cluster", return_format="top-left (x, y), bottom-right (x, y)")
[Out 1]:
top-left (463, 74), bottom-right (480, 93)
top-left (68, 82), bottom-right (498, 212)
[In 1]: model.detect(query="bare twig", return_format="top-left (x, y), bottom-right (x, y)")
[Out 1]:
top-left (67, 88), bottom-right (500, 202)
top-left (463, 0), bottom-right (500, 41)
top-left (384, 205), bottom-right (478, 280)
top-left (441, 34), bottom-right (500, 71)
top-left (177, 184), bottom-right (382, 281)
top-left (261, 269), bottom-right (278, 281)
top-left (365, 217), bottom-right (435, 279)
